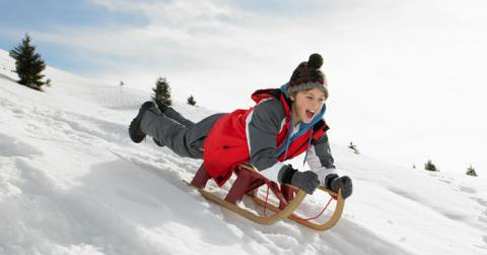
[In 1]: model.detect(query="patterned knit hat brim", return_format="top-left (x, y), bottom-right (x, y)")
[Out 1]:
top-left (286, 81), bottom-right (329, 99)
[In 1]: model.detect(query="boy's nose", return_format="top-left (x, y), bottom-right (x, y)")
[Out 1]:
top-left (311, 101), bottom-right (320, 110)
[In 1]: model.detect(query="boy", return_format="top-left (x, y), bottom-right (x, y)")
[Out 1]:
top-left (129, 54), bottom-right (352, 198)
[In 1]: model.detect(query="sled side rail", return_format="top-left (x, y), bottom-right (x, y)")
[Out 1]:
top-left (197, 187), bottom-right (306, 224)
top-left (252, 186), bottom-right (345, 231)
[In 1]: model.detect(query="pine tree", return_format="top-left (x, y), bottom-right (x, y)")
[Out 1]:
top-left (9, 34), bottom-right (48, 90)
top-left (152, 77), bottom-right (172, 107)
top-left (187, 95), bottom-right (196, 106)
top-left (424, 160), bottom-right (438, 172)
top-left (466, 165), bottom-right (478, 177)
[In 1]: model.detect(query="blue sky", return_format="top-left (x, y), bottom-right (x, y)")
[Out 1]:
top-left (0, 0), bottom-right (147, 72)
top-left (0, 0), bottom-right (136, 29)
top-left (1, 0), bottom-right (487, 175)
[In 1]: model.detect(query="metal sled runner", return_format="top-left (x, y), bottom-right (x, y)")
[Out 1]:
top-left (188, 163), bottom-right (345, 231)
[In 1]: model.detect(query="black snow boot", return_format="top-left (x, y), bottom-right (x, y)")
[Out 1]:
top-left (129, 101), bottom-right (156, 143)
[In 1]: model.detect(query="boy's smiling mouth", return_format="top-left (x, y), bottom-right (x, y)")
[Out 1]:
top-left (305, 109), bottom-right (315, 119)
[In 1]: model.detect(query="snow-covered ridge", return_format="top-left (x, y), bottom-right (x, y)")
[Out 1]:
top-left (1, 48), bottom-right (486, 255)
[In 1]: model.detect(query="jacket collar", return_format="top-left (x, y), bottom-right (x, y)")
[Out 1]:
top-left (251, 87), bottom-right (292, 117)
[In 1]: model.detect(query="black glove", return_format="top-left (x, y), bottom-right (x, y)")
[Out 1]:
top-left (291, 171), bottom-right (320, 195)
top-left (279, 165), bottom-right (320, 195)
top-left (325, 174), bottom-right (353, 199)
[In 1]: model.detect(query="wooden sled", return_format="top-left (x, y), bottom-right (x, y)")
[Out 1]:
top-left (188, 163), bottom-right (345, 230)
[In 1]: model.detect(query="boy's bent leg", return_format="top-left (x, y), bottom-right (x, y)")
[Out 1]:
top-left (140, 110), bottom-right (193, 157)
top-left (162, 107), bottom-right (195, 127)
top-left (152, 106), bottom-right (194, 147)
top-left (141, 110), bottom-right (225, 159)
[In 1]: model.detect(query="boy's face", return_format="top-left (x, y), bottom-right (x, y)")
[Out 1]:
top-left (291, 88), bottom-right (326, 124)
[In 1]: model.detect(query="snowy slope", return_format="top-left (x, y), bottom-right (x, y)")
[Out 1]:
top-left (1, 49), bottom-right (486, 255)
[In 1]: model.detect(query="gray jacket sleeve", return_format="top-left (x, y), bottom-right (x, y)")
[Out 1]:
top-left (247, 99), bottom-right (286, 172)
top-left (308, 132), bottom-right (337, 186)
top-left (310, 133), bottom-right (335, 169)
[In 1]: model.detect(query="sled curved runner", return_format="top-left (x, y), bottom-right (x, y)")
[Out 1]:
top-left (188, 163), bottom-right (345, 229)
top-left (196, 184), bottom-right (306, 224)
top-left (252, 186), bottom-right (345, 231)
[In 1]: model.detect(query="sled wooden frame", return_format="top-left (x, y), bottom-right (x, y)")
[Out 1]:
top-left (195, 184), bottom-right (306, 224)
top-left (251, 187), bottom-right (345, 231)
top-left (188, 163), bottom-right (345, 229)
top-left (188, 163), bottom-right (306, 224)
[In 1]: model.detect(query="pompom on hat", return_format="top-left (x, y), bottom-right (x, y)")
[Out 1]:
top-left (286, 53), bottom-right (328, 99)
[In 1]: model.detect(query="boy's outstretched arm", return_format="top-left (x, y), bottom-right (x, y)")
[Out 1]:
top-left (308, 135), bottom-right (353, 198)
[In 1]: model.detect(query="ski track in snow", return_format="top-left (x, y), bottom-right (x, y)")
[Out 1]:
top-left (1, 49), bottom-right (487, 255)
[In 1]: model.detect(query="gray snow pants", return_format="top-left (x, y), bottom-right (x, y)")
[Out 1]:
top-left (140, 106), bottom-right (225, 159)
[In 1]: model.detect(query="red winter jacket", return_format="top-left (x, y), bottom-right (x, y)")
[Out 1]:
top-left (204, 88), bottom-right (330, 186)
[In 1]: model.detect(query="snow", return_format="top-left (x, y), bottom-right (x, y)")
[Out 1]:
top-left (1, 48), bottom-right (486, 255)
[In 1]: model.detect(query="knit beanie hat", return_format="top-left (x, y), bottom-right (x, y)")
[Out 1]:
top-left (286, 53), bottom-right (328, 99)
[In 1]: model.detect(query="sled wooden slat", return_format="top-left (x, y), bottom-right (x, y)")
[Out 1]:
top-left (196, 186), bottom-right (306, 225)
top-left (252, 187), bottom-right (345, 231)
